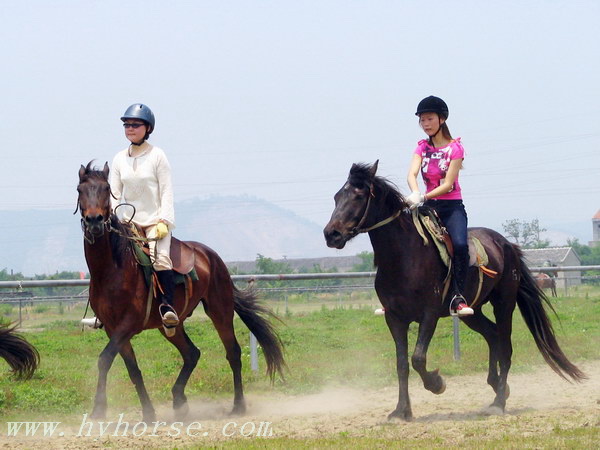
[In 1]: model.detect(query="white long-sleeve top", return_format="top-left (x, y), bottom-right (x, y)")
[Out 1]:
top-left (110, 141), bottom-right (175, 229)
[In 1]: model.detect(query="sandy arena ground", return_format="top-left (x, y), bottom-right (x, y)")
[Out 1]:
top-left (2, 360), bottom-right (599, 448)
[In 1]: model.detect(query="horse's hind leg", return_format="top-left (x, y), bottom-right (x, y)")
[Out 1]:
top-left (204, 299), bottom-right (245, 415)
top-left (489, 300), bottom-right (514, 412)
top-left (461, 310), bottom-right (501, 394)
top-left (119, 341), bottom-right (156, 422)
top-left (412, 312), bottom-right (446, 395)
top-left (160, 326), bottom-right (201, 420)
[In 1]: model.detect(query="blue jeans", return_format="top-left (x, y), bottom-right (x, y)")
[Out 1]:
top-left (425, 199), bottom-right (469, 295)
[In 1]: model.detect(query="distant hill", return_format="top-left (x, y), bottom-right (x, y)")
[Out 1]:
top-left (0, 196), bottom-right (371, 276)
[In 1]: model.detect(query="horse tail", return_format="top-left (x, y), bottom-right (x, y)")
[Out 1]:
top-left (233, 286), bottom-right (286, 381)
top-left (0, 325), bottom-right (40, 380)
top-left (514, 246), bottom-right (586, 382)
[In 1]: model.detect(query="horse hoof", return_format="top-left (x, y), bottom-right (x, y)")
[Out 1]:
top-left (387, 410), bottom-right (413, 422)
top-left (433, 378), bottom-right (446, 395)
top-left (174, 403), bottom-right (190, 421)
top-left (89, 408), bottom-right (106, 420)
top-left (229, 404), bottom-right (246, 416)
top-left (483, 405), bottom-right (504, 416)
top-left (143, 411), bottom-right (157, 424)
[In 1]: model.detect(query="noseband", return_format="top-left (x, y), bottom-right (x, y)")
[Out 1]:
top-left (79, 212), bottom-right (111, 245)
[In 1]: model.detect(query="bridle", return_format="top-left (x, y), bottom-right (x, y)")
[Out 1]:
top-left (349, 182), bottom-right (404, 237)
top-left (75, 185), bottom-right (161, 247)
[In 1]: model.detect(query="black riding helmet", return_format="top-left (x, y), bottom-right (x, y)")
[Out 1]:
top-left (121, 103), bottom-right (155, 140)
top-left (415, 96), bottom-right (449, 119)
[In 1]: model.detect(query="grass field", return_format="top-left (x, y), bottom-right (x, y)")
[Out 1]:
top-left (0, 285), bottom-right (599, 447)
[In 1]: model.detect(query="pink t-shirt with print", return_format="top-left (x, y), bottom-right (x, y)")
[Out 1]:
top-left (413, 137), bottom-right (465, 200)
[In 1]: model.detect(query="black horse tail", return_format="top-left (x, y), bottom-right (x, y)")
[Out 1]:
top-left (233, 286), bottom-right (286, 381)
top-left (0, 325), bottom-right (40, 380)
top-left (514, 246), bottom-right (586, 382)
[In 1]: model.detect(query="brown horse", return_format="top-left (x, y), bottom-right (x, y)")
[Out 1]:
top-left (535, 273), bottom-right (557, 297)
top-left (323, 162), bottom-right (585, 420)
top-left (76, 162), bottom-right (285, 422)
top-left (0, 325), bottom-right (39, 379)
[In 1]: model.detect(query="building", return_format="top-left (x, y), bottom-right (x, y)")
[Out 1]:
top-left (521, 247), bottom-right (581, 289)
top-left (590, 210), bottom-right (600, 247)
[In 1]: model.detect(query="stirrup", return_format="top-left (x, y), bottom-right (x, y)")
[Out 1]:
top-left (81, 317), bottom-right (103, 329)
top-left (159, 304), bottom-right (180, 325)
top-left (449, 295), bottom-right (474, 317)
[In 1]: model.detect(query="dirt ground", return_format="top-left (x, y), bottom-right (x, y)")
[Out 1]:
top-left (3, 360), bottom-right (599, 448)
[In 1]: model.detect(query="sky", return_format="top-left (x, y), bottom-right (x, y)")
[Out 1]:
top-left (1, 0), bottom-right (599, 261)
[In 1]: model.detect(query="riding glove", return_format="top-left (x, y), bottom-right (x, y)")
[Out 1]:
top-left (155, 222), bottom-right (169, 240)
top-left (406, 191), bottom-right (425, 209)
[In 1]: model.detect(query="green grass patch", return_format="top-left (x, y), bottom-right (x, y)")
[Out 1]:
top-left (0, 290), bottom-right (598, 422)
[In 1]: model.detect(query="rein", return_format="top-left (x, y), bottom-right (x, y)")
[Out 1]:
top-left (351, 183), bottom-right (405, 236)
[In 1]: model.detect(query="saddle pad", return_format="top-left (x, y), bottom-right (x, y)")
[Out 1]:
top-left (417, 211), bottom-right (488, 269)
top-left (132, 239), bottom-right (198, 287)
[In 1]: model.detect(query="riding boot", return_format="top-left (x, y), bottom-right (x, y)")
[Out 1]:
top-left (450, 250), bottom-right (474, 316)
top-left (156, 269), bottom-right (180, 328)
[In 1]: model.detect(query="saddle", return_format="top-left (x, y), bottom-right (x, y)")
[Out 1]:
top-left (412, 207), bottom-right (497, 307)
top-left (128, 227), bottom-right (199, 329)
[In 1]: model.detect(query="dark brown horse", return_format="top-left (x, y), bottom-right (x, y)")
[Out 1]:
top-left (76, 162), bottom-right (285, 422)
top-left (0, 325), bottom-right (39, 379)
top-left (535, 273), bottom-right (557, 297)
top-left (323, 162), bottom-right (585, 420)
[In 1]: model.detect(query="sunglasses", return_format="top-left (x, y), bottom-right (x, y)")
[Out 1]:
top-left (123, 123), bottom-right (145, 129)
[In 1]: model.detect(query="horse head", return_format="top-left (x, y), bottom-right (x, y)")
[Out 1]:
top-left (76, 161), bottom-right (112, 239)
top-left (324, 160), bottom-right (409, 249)
top-left (323, 160), bottom-right (380, 249)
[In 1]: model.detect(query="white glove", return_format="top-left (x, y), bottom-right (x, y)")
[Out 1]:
top-left (155, 222), bottom-right (169, 240)
top-left (406, 191), bottom-right (425, 209)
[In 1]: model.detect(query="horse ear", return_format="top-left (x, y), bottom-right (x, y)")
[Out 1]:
top-left (102, 162), bottom-right (110, 180)
top-left (79, 164), bottom-right (86, 181)
top-left (369, 160), bottom-right (379, 177)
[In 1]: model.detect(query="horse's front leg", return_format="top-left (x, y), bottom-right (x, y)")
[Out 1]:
top-left (384, 313), bottom-right (412, 421)
top-left (90, 333), bottom-right (128, 420)
top-left (119, 341), bottom-right (156, 423)
top-left (412, 312), bottom-right (446, 395)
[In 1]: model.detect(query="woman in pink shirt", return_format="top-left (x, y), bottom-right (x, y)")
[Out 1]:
top-left (406, 96), bottom-right (474, 316)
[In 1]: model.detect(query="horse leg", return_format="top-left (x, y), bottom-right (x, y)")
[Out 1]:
top-left (119, 341), bottom-right (156, 422)
top-left (160, 326), bottom-right (201, 420)
top-left (412, 313), bottom-right (445, 394)
top-left (487, 301), bottom-right (514, 413)
top-left (384, 313), bottom-right (412, 421)
top-left (91, 334), bottom-right (129, 419)
top-left (460, 310), bottom-right (501, 394)
top-left (205, 305), bottom-right (245, 415)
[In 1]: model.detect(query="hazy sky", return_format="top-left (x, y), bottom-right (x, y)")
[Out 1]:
top-left (1, 1), bottom-right (599, 257)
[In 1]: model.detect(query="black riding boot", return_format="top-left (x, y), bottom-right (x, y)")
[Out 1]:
top-left (450, 250), bottom-right (473, 316)
top-left (156, 270), bottom-right (180, 327)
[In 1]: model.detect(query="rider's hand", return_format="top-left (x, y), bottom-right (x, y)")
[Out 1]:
top-left (406, 191), bottom-right (425, 209)
top-left (155, 222), bottom-right (169, 240)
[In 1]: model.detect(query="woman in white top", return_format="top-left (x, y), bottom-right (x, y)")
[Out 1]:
top-left (83, 104), bottom-right (179, 330)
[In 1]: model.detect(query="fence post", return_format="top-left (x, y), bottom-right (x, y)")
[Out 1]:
top-left (18, 297), bottom-right (23, 328)
top-left (249, 332), bottom-right (258, 373)
top-left (453, 316), bottom-right (461, 360)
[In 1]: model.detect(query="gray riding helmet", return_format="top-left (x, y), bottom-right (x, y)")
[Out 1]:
top-left (121, 104), bottom-right (156, 134)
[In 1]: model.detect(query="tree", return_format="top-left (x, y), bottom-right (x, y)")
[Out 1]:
top-left (352, 251), bottom-right (375, 272)
top-left (502, 219), bottom-right (550, 248)
top-left (254, 254), bottom-right (292, 275)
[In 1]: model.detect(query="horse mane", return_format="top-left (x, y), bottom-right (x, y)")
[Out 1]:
top-left (349, 163), bottom-right (408, 214)
top-left (81, 161), bottom-right (108, 182)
